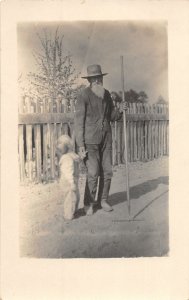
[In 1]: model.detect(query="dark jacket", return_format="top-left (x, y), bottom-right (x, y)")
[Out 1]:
top-left (74, 87), bottom-right (122, 146)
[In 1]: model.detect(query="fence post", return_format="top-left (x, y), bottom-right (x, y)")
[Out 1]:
top-left (144, 103), bottom-right (148, 160)
top-left (25, 96), bottom-right (33, 181)
top-left (112, 122), bottom-right (116, 166)
top-left (35, 99), bottom-right (42, 182)
top-left (117, 120), bottom-right (121, 165)
top-left (18, 96), bottom-right (25, 181)
top-left (147, 104), bottom-right (152, 160)
top-left (133, 103), bottom-right (137, 161)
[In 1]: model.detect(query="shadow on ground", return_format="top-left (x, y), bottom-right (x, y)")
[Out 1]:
top-left (109, 176), bottom-right (168, 207)
top-left (74, 176), bottom-right (169, 219)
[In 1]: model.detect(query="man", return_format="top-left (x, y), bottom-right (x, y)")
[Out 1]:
top-left (74, 64), bottom-right (127, 215)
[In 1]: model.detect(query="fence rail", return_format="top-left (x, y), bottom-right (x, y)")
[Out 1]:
top-left (18, 97), bottom-right (169, 183)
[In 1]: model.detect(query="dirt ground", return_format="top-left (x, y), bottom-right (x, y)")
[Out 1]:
top-left (20, 157), bottom-right (169, 258)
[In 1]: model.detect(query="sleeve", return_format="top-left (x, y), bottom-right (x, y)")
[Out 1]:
top-left (74, 91), bottom-right (86, 147)
top-left (108, 92), bottom-right (123, 121)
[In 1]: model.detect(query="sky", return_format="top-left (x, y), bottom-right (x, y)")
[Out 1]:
top-left (17, 21), bottom-right (168, 103)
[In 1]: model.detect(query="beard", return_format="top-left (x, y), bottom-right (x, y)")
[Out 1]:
top-left (91, 82), bottom-right (105, 99)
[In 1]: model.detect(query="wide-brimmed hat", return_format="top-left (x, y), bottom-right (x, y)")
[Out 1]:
top-left (81, 64), bottom-right (108, 79)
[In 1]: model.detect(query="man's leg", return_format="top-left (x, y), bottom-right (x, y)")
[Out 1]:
top-left (99, 132), bottom-right (113, 212)
top-left (84, 144), bottom-right (100, 214)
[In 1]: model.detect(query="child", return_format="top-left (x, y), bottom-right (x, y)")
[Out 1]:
top-left (56, 135), bottom-right (80, 220)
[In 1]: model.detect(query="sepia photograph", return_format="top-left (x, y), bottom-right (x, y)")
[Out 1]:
top-left (2, 1), bottom-right (189, 299)
top-left (18, 21), bottom-right (169, 258)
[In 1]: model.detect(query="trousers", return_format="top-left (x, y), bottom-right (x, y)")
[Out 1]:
top-left (84, 130), bottom-right (113, 206)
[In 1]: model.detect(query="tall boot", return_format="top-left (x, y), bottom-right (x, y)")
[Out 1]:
top-left (84, 180), bottom-right (96, 216)
top-left (100, 179), bottom-right (113, 212)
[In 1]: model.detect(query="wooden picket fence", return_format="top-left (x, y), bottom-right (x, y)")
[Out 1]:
top-left (112, 102), bottom-right (169, 165)
top-left (18, 96), bottom-right (169, 183)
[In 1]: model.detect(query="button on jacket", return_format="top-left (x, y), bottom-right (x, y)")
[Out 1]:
top-left (74, 87), bottom-right (122, 147)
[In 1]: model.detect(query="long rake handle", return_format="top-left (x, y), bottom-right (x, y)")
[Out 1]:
top-left (120, 56), bottom-right (130, 216)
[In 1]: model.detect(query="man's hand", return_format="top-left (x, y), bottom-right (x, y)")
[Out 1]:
top-left (119, 101), bottom-right (129, 112)
top-left (79, 146), bottom-right (87, 160)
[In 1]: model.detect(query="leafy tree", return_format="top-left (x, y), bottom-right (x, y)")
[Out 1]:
top-left (138, 91), bottom-right (148, 103)
top-left (156, 95), bottom-right (168, 104)
top-left (118, 89), bottom-right (148, 103)
top-left (26, 28), bottom-right (79, 105)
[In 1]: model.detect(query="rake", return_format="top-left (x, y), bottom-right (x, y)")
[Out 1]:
top-left (120, 56), bottom-right (144, 222)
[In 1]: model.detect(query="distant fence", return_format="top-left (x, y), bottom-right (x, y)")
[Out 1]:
top-left (18, 97), bottom-right (169, 183)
